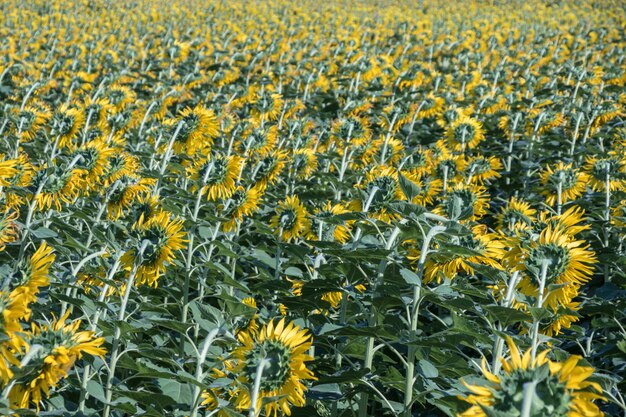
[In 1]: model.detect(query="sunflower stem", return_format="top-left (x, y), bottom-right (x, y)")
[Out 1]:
top-left (520, 380), bottom-right (538, 417)
top-left (492, 271), bottom-right (520, 374)
top-left (404, 225), bottom-right (445, 416)
top-left (102, 242), bottom-right (146, 417)
top-left (249, 357), bottom-right (270, 417)
top-left (530, 259), bottom-right (549, 361)
top-left (190, 328), bottom-right (220, 417)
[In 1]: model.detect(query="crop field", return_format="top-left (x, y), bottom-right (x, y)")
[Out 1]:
top-left (0, 0), bottom-right (625, 416)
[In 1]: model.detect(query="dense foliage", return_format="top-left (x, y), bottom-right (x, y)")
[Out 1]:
top-left (0, 0), bottom-right (624, 416)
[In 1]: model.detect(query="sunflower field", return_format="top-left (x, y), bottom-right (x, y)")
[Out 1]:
top-left (0, 0), bottom-right (625, 416)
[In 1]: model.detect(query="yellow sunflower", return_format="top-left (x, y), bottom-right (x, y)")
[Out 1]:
top-left (164, 106), bottom-right (219, 155)
top-left (291, 148), bottom-right (318, 179)
top-left (306, 201), bottom-right (351, 243)
top-left (459, 338), bottom-right (604, 417)
top-left (505, 225), bottom-right (596, 310)
top-left (445, 116), bottom-right (485, 151)
top-left (9, 311), bottom-right (106, 410)
top-left (434, 182), bottom-right (490, 221)
top-left (270, 195), bottom-right (310, 242)
top-left (121, 211), bottom-right (187, 287)
top-left (540, 162), bottom-right (589, 206)
top-left (106, 176), bottom-right (156, 220)
top-left (496, 197), bottom-right (536, 234)
top-left (220, 185), bottom-right (263, 232)
top-left (351, 166), bottom-right (402, 223)
top-left (31, 166), bottom-right (86, 211)
top-left (0, 209), bottom-right (19, 252)
top-left (189, 154), bottom-right (242, 201)
top-left (252, 150), bottom-right (288, 191)
top-left (231, 319), bottom-right (316, 417)
top-left (51, 104), bottom-right (85, 149)
top-left (459, 155), bottom-right (502, 184)
top-left (583, 156), bottom-right (625, 192)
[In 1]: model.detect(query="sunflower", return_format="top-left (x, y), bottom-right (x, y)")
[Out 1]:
top-left (351, 166), bottom-right (402, 223)
top-left (505, 225), bottom-right (596, 310)
top-left (72, 140), bottom-right (115, 187)
top-left (31, 166), bottom-right (86, 211)
top-left (459, 338), bottom-right (604, 417)
top-left (250, 87), bottom-right (284, 121)
top-left (330, 115), bottom-right (371, 143)
top-left (13, 242), bottom-right (55, 304)
top-left (435, 183), bottom-right (490, 221)
top-left (9, 311), bottom-right (106, 410)
top-left (237, 297), bottom-right (260, 335)
top-left (583, 156), bottom-right (625, 192)
top-left (12, 104), bottom-right (50, 142)
top-left (459, 155), bottom-right (502, 184)
top-left (496, 197), bottom-right (537, 234)
top-left (540, 162), bottom-right (589, 206)
top-left (527, 108), bottom-right (566, 135)
top-left (164, 106), bottom-right (219, 155)
top-left (399, 172), bottom-right (442, 206)
top-left (291, 148), bottom-right (318, 179)
top-left (82, 96), bottom-right (112, 131)
top-left (240, 124), bottom-right (278, 157)
top-left (230, 319), bottom-right (316, 417)
top-left (307, 201), bottom-right (351, 243)
top-left (105, 84), bottom-right (136, 111)
top-left (411, 93), bottom-right (445, 120)
top-left (611, 200), bottom-right (626, 228)
top-left (221, 185), bottom-right (263, 232)
top-left (410, 225), bottom-right (505, 284)
top-left (51, 104), bottom-right (85, 149)
top-left (270, 196), bottom-right (310, 242)
top-left (252, 150), bottom-right (288, 191)
top-left (437, 106), bottom-right (474, 129)
top-left (0, 157), bottom-right (17, 186)
top-left (0, 209), bottom-right (19, 252)
top-left (106, 176), bottom-right (156, 220)
top-left (373, 136), bottom-right (404, 165)
top-left (121, 211), bottom-right (186, 287)
top-left (8, 153), bottom-right (35, 187)
top-left (189, 154), bottom-right (242, 201)
top-left (535, 206), bottom-right (591, 238)
top-left (445, 116), bottom-right (485, 151)
top-left (102, 152), bottom-right (140, 186)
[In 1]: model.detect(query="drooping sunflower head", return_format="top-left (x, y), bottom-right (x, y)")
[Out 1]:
top-left (540, 162), bottom-right (588, 206)
top-left (10, 311), bottom-right (105, 410)
top-left (240, 124), bottom-right (277, 157)
top-left (307, 201), bottom-right (351, 243)
top-left (507, 225), bottom-right (596, 310)
top-left (445, 116), bottom-right (485, 151)
top-left (166, 106), bottom-right (219, 155)
top-left (51, 104), bottom-right (85, 149)
top-left (436, 183), bottom-right (490, 221)
top-left (291, 148), bottom-right (318, 179)
top-left (122, 211), bottom-right (186, 287)
top-left (221, 185), bottom-right (263, 232)
top-left (31, 165), bottom-right (86, 211)
top-left (460, 155), bottom-right (502, 184)
top-left (252, 150), bottom-right (287, 190)
top-left (231, 318), bottom-right (316, 417)
top-left (72, 140), bottom-right (115, 186)
top-left (12, 104), bottom-right (49, 141)
top-left (496, 197), bottom-right (536, 235)
top-left (270, 195), bottom-right (309, 242)
top-left (459, 338), bottom-right (604, 417)
top-left (584, 156), bottom-right (624, 192)
top-left (191, 154), bottom-right (242, 201)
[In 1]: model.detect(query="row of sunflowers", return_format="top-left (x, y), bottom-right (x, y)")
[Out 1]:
top-left (0, 0), bottom-right (624, 416)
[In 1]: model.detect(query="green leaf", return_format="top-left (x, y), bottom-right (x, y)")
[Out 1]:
top-left (400, 268), bottom-right (421, 285)
top-left (31, 227), bottom-right (58, 239)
